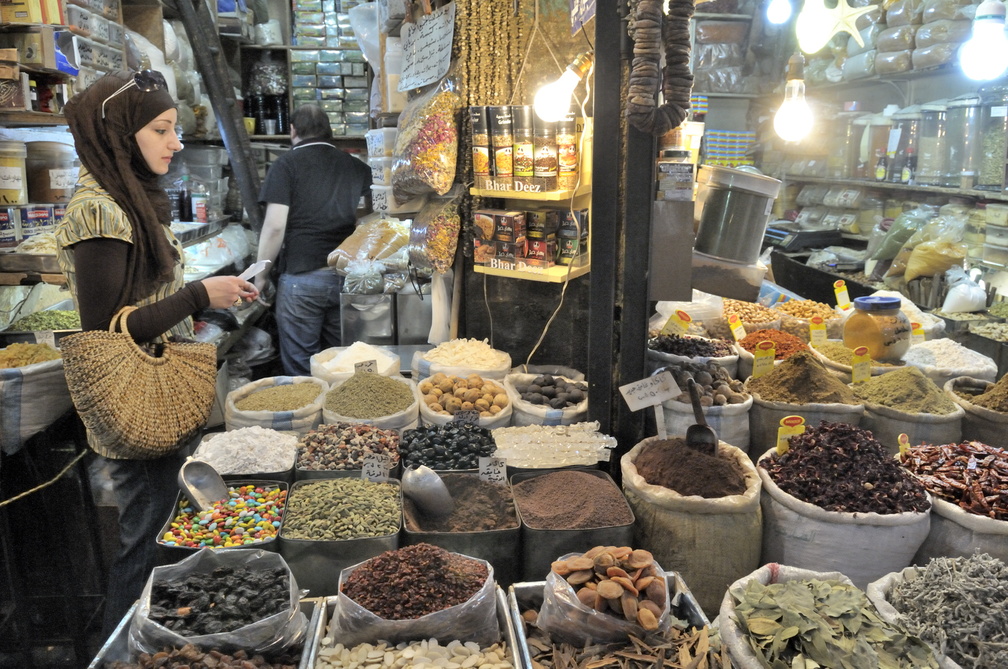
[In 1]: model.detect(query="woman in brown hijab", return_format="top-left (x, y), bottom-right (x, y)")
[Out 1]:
top-left (56, 70), bottom-right (258, 635)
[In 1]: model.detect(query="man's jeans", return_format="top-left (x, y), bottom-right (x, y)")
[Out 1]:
top-left (276, 269), bottom-right (343, 375)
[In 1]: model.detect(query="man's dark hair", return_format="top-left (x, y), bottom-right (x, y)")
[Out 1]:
top-left (290, 103), bottom-right (333, 141)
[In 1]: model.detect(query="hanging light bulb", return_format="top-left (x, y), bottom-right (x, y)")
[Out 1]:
top-left (774, 53), bottom-right (813, 142)
top-left (533, 52), bottom-right (594, 123)
top-left (960, 0), bottom-right (1008, 80)
top-left (766, 0), bottom-right (792, 24)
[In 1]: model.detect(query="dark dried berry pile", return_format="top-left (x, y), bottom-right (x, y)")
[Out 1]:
top-left (399, 423), bottom-right (496, 470)
top-left (103, 643), bottom-right (299, 669)
top-left (648, 333), bottom-right (734, 358)
top-left (148, 566), bottom-right (289, 635)
top-left (763, 421), bottom-right (930, 515)
top-left (341, 543), bottom-right (488, 619)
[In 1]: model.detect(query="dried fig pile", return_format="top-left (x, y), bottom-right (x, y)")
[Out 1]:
top-left (551, 546), bottom-right (666, 630)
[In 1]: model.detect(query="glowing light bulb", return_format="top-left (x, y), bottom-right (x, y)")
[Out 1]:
top-left (795, 0), bottom-right (837, 53)
top-left (767, 0), bottom-right (792, 24)
top-left (960, 0), bottom-right (1008, 81)
top-left (774, 54), bottom-right (813, 142)
top-left (533, 52), bottom-right (594, 123)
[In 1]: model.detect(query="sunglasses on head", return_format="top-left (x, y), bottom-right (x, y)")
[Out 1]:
top-left (100, 69), bottom-right (167, 119)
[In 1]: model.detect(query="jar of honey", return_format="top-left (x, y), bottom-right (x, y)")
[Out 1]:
top-left (843, 296), bottom-right (911, 362)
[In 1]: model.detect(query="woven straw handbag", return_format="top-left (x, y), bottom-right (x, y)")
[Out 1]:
top-left (60, 306), bottom-right (218, 459)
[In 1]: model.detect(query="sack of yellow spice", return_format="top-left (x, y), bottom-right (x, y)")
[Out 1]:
top-left (391, 74), bottom-right (462, 204)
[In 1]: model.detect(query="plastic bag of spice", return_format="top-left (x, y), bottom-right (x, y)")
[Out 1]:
top-left (620, 438), bottom-right (762, 617)
top-left (536, 550), bottom-right (673, 645)
top-left (330, 549), bottom-right (499, 648)
top-left (391, 74), bottom-right (463, 204)
top-left (408, 187), bottom-right (463, 275)
top-left (129, 548), bottom-right (308, 655)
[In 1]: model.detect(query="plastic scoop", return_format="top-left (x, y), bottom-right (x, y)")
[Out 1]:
top-left (685, 378), bottom-right (718, 455)
top-left (401, 465), bottom-right (454, 518)
top-left (177, 457), bottom-right (229, 512)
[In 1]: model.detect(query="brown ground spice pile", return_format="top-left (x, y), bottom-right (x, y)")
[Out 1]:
top-left (512, 470), bottom-right (633, 529)
top-left (852, 366), bottom-right (956, 414)
top-left (748, 350), bottom-right (857, 405)
top-left (813, 341), bottom-right (902, 367)
top-left (633, 438), bottom-right (747, 497)
top-left (970, 374), bottom-right (1008, 412)
top-left (404, 474), bottom-right (518, 532)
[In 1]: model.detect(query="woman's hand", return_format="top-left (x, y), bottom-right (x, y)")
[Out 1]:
top-left (201, 275), bottom-right (260, 309)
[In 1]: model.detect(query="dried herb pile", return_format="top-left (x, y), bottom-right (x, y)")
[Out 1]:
top-left (730, 579), bottom-right (939, 669)
top-left (763, 422), bottom-right (930, 514)
top-left (887, 554), bottom-right (1008, 669)
top-left (852, 366), bottom-right (957, 414)
top-left (900, 441), bottom-right (1008, 520)
top-left (747, 351), bottom-right (857, 405)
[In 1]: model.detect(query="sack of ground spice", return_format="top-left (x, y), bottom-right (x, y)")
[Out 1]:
top-left (900, 441), bottom-right (1008, 563)
top-left (851, 367), bottom-right (963, 452)
top-left (662, 360), bottom-right (752, 450)
top-left (757, 421), bottom-right (932, 588)
top-left (331, 543), bottom-right (498, 647)
top-left (323, 372), bottom-right (420, 431)
top-left (808, 339), bottom-right (905, 384)
top-left (391, 75), bottom-right (462, 204)
top-left (867, 555), bottom-right (1008, 669)
top-left (944, 376), bottom-right (1008, 445)
top-left (720, 565), bottom-right (940, 669)
top-left (620, 437), bottom-right (761, 617)
top-left (735, 328), bottom-right (809, 380)
top-left (536, 546), bottom-right (672, 645)
top-left (745, 351), bottom-right (864, 458)
top-left (225, 376), bottom-right (328, 435)
top-left (647, 332), bottom-right (738, 378)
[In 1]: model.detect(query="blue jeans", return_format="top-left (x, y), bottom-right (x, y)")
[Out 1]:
top-left (276, 269), bottom-right (343, 375)
top-left (101, 449), bottom-right (185, 637)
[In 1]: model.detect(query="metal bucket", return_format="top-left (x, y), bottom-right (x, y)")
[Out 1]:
top-left (510, 468), bottom-right (635, 582)
top-left (693, 165), bottom-right (782, 264)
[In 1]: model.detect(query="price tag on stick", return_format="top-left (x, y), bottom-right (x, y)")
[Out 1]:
top-left (619, 370), bottom-right (681, 440)
top-left (660, 310), bottom-right (692, 336)
top-left (834, 280), bottom-right (852, 311)
top-left (776, 415), bottom-right (806, 455)
top-left (851, 346), bottom-right (871, 384)
top-left (910, 322), bottom-right (925, 346)
top-left (361, 453), bottom-right (391, 482)
top-left (897, 433), bottom-right (910, 458)
top-left (809, 316), bottom-right (827, 346)
top-left (479, 456), bottom-right (507, 484)
top-left (751, 341), bottom-right (776, 379)
top-left (728, 314), bottom-right (747, 342)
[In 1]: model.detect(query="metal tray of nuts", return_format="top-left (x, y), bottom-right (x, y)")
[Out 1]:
top-left (305, 586), bottom-right (520, 669)
top-left (507, 571), bottom-right (709, 669)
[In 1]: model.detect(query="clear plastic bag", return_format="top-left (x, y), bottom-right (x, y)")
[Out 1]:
top-left (128, 548), bottom-right (308, 655)
top-left (329, 556), bottom-right (499, 648)
top-left (694, 20), bottom-right (748, 43)
top-left (886, 0), bottom-right (925, 26)
top-left (914, 19), bottom-right (971, 47)
top-left (847, 24), bottom-right (882, 56)
top-left (327, 217), bottom-right (410, 275)
top-left (877, 25), bottom-right (918, 51)
top-left (842, 50), bottom-right (878, 80)
top-left (942, 266), bottom-right (987, 312)
top-left (871, 208), bottom-right (936, 260)
top-left (694, 42), bottom-right (745, 69)
top-left (693, 66), bottom-right (744, 93)
top-left (408, 187), bottom-right (462, 274)
top-left (796, 185), bottom-right (830, 207)
top-left (912, 42), bottom-right (958, 69)
top-left (391, 74), bottom-right (463, 204)
top-left (922, 0), bottom-right (977, 23)
top-left (875, 50), bottom-right (913, 75)
top-left (536, 552), bottom-right (673, 645)
top-left (343, 259), bottom-right (386, 294)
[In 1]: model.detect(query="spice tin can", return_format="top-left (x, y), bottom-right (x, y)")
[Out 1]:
top-left (488, 105), bottom-right (514, 180)
top-left (17, 204), bottom-right (54, 240)
top-left (402, 474), bottom-right (522, 587)
top-left (278, 479), bottom-right (402, 597)
top-left (470, 106), bottom-right (492, 188)
top-left (510, 468), bottom-right (635, 582)
top-left (0, 207), bottom-right (19, 247)
top-left (154, 479), bottom-right (289, 562)
top-left (507, 571), bottom-right (708, 669)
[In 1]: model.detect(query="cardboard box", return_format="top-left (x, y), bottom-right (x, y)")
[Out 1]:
top-left (473, 209), bottom-right (495, 241)
top-left (0, 76), bottom-right (29, 110)
top-left (526, 209), bottom-right (559, 239)
top-left (496, 239), bottom-right (527, 262)
top-left (0, 26), bottom-right (57, 69)
top-left (525, 238), bottom-right (556, 267)
top-left (41, 0), bottom-right (64, 24)
top-left (493, 210), bottom-right (526, 243)
top-left (472, 237), bottom-right (495, 264)
top-left (558, 209), bottom-right (589, 240)
top-left (1, 0), bottom-right (43, 24)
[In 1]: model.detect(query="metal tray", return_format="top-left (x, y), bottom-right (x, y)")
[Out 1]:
top-left (303, 587), bottom-right (519, 669)
top-left (0, 252), bottom-right (60, 273)
top-left (87, 598), bottom-right (323, 669)
top-left (507, 571), bottom-right (709, 669)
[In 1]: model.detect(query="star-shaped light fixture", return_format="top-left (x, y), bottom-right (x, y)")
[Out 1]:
top-left (795, 0), bottom-right (878, 54)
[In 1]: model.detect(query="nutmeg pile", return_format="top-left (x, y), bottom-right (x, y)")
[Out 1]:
top-left (419, 373), bottom-right (509, 417)
top-left (551, 546), bottom-right (665, 630)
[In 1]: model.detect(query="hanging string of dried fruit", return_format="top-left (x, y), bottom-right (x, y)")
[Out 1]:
top-left (626, 0), bottom-right (695, 135)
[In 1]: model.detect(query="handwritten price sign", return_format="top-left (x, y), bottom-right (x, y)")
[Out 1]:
top-left (479, 456), bottom-right (507, 484)
top-left (361, 453), bottom-right (391, 482)
top-left (354, 359), bottom-right (378, 373)
top-left (619, 370), bottom-right (680, 413)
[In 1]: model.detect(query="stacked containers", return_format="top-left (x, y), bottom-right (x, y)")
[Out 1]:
top-left (886, 105), bottom-right (920, 184)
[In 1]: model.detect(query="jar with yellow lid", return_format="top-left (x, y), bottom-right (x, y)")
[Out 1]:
top-left (843, 296), bottom-right (911, 362)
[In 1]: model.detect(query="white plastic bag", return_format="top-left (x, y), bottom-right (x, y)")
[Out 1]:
top-left (941, 266), bottom-right (987, 313)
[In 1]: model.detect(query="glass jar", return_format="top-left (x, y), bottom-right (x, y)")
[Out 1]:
top-left (843, 295), bottom-right (911, 362)
top-left (966, 202), bottom-right (986, 260)
top-left (836, 112), bottom-right (866, 179)
top-left (887, 106), bottom-right (921, 183)
top-left (858, 196), bottom-right (884, 233)
top-left (944, 93), bottom-right (982, 189)
top-left (978, 85), bottom-right (1008, 190)
top-left (917, 100), bottom-right (948, 186)
top-left (511, 104), bottom-right (534, 187)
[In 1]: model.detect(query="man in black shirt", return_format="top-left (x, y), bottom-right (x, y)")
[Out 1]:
top-left (255, 103), bottom-right (372, 374)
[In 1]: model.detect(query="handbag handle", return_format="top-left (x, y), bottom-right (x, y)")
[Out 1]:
top-left (109, 306), bottom-right (139, 336)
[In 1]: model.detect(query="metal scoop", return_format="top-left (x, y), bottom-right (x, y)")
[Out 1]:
top-left (685, 378), bottom-right (718, 455)
top-left (401, 465), bottom-right (454, 518)
top-left (177, 457), bottom-right (230, 512)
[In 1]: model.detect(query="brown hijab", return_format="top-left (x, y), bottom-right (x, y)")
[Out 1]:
top-left (63, 70), bottom-right (178, 304)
